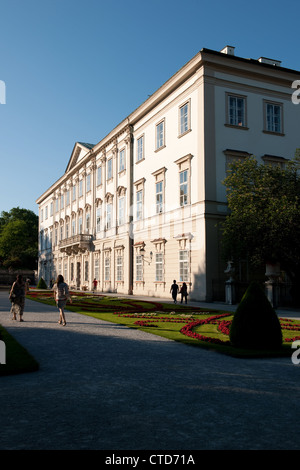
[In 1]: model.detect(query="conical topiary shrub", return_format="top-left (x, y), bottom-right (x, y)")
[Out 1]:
top-left (229, 281), bottom-right (282, 350)
top-left (37, 277), bottom-right (47, 289)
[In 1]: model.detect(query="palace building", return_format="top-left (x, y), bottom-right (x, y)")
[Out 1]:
top-left (36, 46), bottom-right (300, 301)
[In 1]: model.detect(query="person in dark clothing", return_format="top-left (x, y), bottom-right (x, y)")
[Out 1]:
top-left (9, 274), bottom-right (26, 321)
top-left (170, 280), bottom-right (179, 304)
top-left (180, 282), bottom-right (188, 304)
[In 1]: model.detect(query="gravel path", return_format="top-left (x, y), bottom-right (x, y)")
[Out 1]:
top-left (0, 291), bottom-right (299, 450)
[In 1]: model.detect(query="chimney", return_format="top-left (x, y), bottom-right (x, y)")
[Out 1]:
top-left (258, 57), bottom-right (281, 67)
top-left (220, 45), bottom-right (235, 56)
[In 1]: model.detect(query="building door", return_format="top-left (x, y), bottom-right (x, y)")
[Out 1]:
top-left (76, 262), bottom-right (81, 288)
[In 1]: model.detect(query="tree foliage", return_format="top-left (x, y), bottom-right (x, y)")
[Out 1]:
top-left (0, 207), bottom-right (38, 269)
top-left (221, 155), bottom-right (300, 284)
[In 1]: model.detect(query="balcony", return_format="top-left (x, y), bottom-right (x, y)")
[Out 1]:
top-left (59, 234), bottom-right (93, 255)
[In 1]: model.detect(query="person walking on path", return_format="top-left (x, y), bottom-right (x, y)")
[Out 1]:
top-left (9, 274), bottom-right (26, 321)
top-left (180, 282), bottom-right (188, 304)
top-left (170, 280), bottom-right (179, 304)
top-left (53, 275), bottom-right (72, 326)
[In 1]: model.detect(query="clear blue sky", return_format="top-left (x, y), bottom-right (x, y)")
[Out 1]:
top-left (0, 0), bottom-right (299, 215)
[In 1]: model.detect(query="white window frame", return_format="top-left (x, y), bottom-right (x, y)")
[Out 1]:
top-left (227, 94), bottom-right (246, 128)
top-left (107, 158), bottom-right (113, 180)
top-left (97, 166), bottom-right (102, 186)
top-left (264, 100), bottom-right (283, 134)
top-left (179, 250), bottom-right (189, 282)
top-left (104, 255), bottom-right (110, 281)
top-left (86, 173), bottom-right (91, 192)
top-left (136, 190), bottom-right (143, 221)
top-left (64, 261), bottom-right (68, 282)
top-left (179, 101), bottom-right (190, 136)
top-left (118, 196), bottom-right (125, 226)
top-left (96, 207), bottom-right (101, 232)
top-left (84, 260), bottom-right (89, 282)
top-left (179, 169), bottom-right (188, 207)
top-left (136, 255), bottom-right (143, 281)
top-left (137, 135), bottom-right (144, 162)
top-left (155, 252), bottom-right (163, 282)
top-left (106, 202), bottom-right (112, 229)
top-left (116, 255), bottom-right (123, 281)
top-left (155, 181), bottom-right (163, 214)
top-left (86, 212), bottom-right (90, 233)
top-left (156, 119), bottom-right (165, 150)
top-left (94, 258), bottom-right (99, 280)
top-left (119, 149), bottom-right (125, 172)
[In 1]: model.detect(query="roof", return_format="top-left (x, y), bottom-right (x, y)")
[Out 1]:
top-left (77, 142), bottom-right (95, 150)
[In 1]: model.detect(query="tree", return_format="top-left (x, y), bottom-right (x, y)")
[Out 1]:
top-left (0, 207), bottom-right (38, 270)
top-left (221, 155), bottom-right (300, 301)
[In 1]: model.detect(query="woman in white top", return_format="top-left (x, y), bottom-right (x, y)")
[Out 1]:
top-left (53, 275), bottom-right (72, 326)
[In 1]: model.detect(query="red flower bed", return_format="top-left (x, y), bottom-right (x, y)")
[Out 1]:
top-left (28, 292), bottom-right (300, 345)
top-left (180, 314), bottom-right (231, 345)
top-left (279, 318), bottom-right (300, 342)
top-left (134, 320), bottom-right (158, 327)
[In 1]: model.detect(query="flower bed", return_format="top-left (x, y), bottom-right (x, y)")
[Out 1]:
top-left (114, 310), bottom-right (300, 346)
top-left (179, 314), bottom-right (231, 345)
top-left (27, 291), bottom-right (300, 347)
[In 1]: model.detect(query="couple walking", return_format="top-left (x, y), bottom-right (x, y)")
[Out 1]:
top-left (170, 280), bottom-right (188, 304)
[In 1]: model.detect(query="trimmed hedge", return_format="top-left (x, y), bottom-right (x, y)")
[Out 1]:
top-left (36, 277), bottom-right (47, 289)
top-left (229, 281), bottom-right (282, 350)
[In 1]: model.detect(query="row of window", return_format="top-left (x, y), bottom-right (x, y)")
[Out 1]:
top-left (40, 102), bottom-right (191, 222)
top-left (135, 250), bottom-right (189, 282)
top-left (137, 101), bottom-right (191, 162)
top-left (40, 92), bottom-right (285, 223)
top-left (227, 94), bottom-right (284, 133)
top-left (40, 175), bottom-right (188, 249)
top-left (44, 249), bottom-right (190, 284)
top-left (40, 164), bottom-right (190, 236)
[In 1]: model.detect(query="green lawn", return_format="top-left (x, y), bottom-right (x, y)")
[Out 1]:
top-left (27, 290), bottom-right (299, 358)
top-left (0, 325), bottom-right (39, 376)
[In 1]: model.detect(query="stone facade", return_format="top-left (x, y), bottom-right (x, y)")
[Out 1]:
top-left (36, 46), bottom-right (300, 301)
